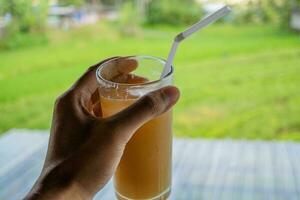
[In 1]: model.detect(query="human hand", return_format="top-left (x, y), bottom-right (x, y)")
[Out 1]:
top-left (25, 57), bottom-right (180, 200)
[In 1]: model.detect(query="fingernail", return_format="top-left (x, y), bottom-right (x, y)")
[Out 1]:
top-left (161, 86), bottom-right (180, 105)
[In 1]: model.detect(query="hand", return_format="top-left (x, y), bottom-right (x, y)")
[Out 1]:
top-left (25, 57), bottom-right (180, 200)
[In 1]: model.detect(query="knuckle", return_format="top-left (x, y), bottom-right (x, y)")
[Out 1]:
top-left (87, 65), bottom-right (95, 72)
top-left (55, 90), bottom-right (76, 109)
top-left (143, 93), bottom-right (163, 115)
top-left (55, 95), bottom-right (65, 108)
top-left (106, 123), bottom-right (130, 149)
top-left (102, 120), bottom-right (122, 144)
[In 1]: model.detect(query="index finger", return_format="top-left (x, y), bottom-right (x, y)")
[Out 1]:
top-left (101, 57), bottom-right (138, 81)
top-left (72, 57), bottom-right (138, 116)
top-left (73, 56), bottom-right (138, 93)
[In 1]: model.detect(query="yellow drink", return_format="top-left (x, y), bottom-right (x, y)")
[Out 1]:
top-left (100, 96), bottom-right (172, 199)
top-left (96, 56), bottom-right (174, 199)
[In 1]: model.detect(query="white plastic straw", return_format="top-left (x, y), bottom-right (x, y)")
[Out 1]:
top-left (161, 6), bottom-right (231, 78)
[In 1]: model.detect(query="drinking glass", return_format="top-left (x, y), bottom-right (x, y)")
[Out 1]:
top-left (96, 56), bottom-right (173, 200)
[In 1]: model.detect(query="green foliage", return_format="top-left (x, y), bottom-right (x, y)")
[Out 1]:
top-left (101, 0), bottom-right (116, 6)
top-left (145, 0), bottom-right (201, 25)
top-left (118, 1), bottom-right (141, 36)
top-left (57, 0), bottom-right (84, 6)
top-left (0, 0), bottom-right (48, 49)
top-left (0, 24), bottom-right (300, 140)
top-left (236, 0), bottom-right (299, 27)
top-left (0, 0), bottom-right (48, 33)
top-left (0, 32), bottom-right (48, 50)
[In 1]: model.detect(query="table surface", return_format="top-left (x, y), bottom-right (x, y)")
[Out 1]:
top-left (0, 129), bottom-right (300, 200)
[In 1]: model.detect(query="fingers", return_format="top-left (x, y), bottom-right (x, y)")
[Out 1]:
top-left (91, 89), bottom-right (102, 117)
top-left (92, 101), bottom-right (102, 117)
top-left (113, 74), bottom-right (149, 84)
top-left (71, 57), bottom-right (119, 94)
top-left (126, 75), bottom-right (148, 84)
top-left (68, 57), bottom-right (138, 117)
top-left (108, 86), bottom-right (180, 142)
top-left (73, 57), bottom-right (139, 93)
top-left (113, 57), bottom-right (138, 77)
top-left (101, 57), bottom-right (138, 81)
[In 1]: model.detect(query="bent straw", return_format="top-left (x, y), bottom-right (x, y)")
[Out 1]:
top-left (161, 6), bottom-right (231, 78)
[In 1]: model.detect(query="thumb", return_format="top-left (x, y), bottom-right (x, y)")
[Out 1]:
top-left (108, 86), bottom-right (180, 142)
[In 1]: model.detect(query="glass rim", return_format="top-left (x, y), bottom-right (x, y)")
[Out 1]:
top-left (96, 55), bottom-right (173, 87)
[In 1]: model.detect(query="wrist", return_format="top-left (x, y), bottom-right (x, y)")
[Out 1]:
top-left (25, 163), bottom-right (92, 200)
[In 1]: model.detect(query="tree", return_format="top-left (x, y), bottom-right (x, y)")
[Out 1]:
top-left (0, 0), bottom-right (48, 33)
top-left (57, 0), bottom-right (85, 6)
top-left (145, 0), bottom-right (201, 25)
top-left (0, 0), bottom-right (48, 49)
top-left (238, 0), bottom-right (300, 28)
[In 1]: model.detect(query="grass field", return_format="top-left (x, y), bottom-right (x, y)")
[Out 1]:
top-left (0, 23), bottom-right (300, 140)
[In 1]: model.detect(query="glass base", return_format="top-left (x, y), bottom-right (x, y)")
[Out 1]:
top-left (115, 187), bottom-right (171, 200)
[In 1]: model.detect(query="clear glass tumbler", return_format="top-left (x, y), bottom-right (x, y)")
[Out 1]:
top-left (96, 56), bottom-right (173, 200)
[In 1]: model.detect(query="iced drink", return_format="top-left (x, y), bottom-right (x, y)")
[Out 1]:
top-left (96, 56), bottom-right (173, 200)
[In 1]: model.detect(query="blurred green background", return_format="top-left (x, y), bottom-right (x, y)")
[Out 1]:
top-left (0, 0), bottom-right (300, 140)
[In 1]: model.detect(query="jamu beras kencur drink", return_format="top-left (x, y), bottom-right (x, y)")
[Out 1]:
top-left (96, 56), bottom-right (173, 200)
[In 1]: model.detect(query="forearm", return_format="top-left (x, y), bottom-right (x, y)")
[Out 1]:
top-left (24, 164), bottom-right (90, 200)
top-left (25, 184), bottom-right (85, 200)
